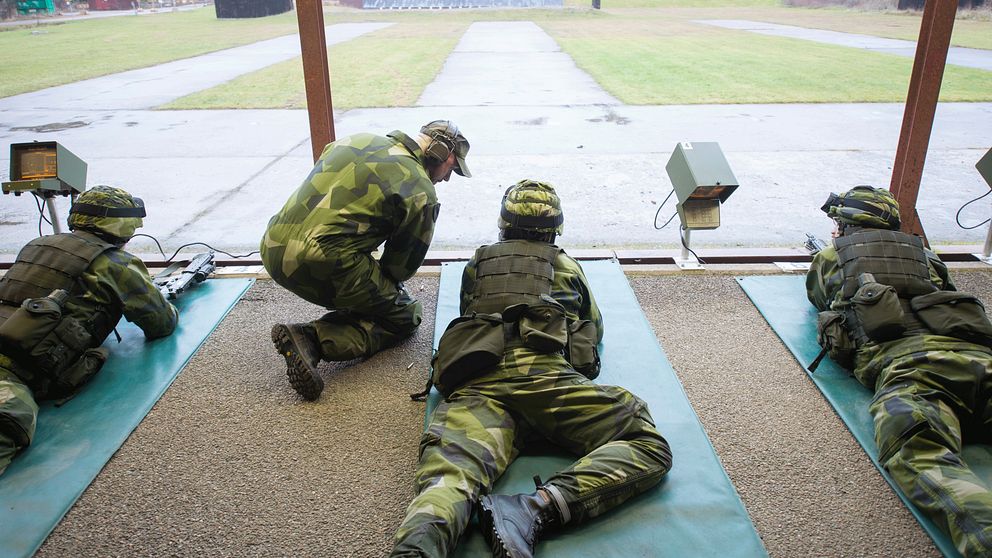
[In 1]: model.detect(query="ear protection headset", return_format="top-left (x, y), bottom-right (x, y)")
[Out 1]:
top-left (421, 121), bottom-right (459, 165)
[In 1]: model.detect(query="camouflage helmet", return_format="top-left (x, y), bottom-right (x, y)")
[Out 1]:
top-left (498, 179), bottom-right (564, 235)
top-left (820, 185), bottom-right (900, 230)
top-left (68, 185), bottom-right (146, 241)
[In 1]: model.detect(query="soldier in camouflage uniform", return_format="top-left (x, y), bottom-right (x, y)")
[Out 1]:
top-left (807, 186), bottom-right (992, 557)
top-left (390, 180), bottom-right (673, 558)
top-left (262, 120), bottom-right (471, 401)
top-left (0, 186), bottom-right (178, 476)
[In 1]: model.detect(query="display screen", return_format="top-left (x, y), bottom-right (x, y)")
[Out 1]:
top-left (16, 147), bottom-right (58, 180)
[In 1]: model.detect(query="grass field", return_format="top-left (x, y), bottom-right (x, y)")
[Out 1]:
top-left (2, 3), bottom-right (990, 106)
top-left (163, 20), bottom-right (467, 109)
top-left (541, 13), bottom-right (992, 104)
top-left (0, 7), bottom-right (301, 98)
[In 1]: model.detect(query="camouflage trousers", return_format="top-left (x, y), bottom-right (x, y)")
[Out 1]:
top-left (390, 359), bottom-right (672, 557)
top-left (866, 348), bottom-right (992, 557)
top-left (0, 363), bottom-right (38, 476)
top-left (265, 248), bottom-right (422, 360)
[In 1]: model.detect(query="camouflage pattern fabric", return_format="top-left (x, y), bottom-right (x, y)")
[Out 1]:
top-left (68, 185), bottom-right (145, 241)
top-left (0, 364), bottom-right (37, 475)
top-left (808, 244), bottom-right (992, 557)
top-left (0, 235), bottom-right (177, 476)
top-left (260, 131), bottom-right (438, 359)
top-left (390, 246), bottom-right (670, 556)
top-left (822, 185), bottom-right (901, 231)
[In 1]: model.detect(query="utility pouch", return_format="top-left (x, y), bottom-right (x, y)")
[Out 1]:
top-left (0, 295), bottom-right (64, 355)
top-left (910, 291), bottom-right (992, 346)
top-left (816, 310), bottom-right (856, 369)
top-left (566, 319), bottom-right (601, 380)
top-left (851, 277), bottom-right (905, 342)
top-left (517, 302), bottom-right (568, 354)
top-left (29, 316), bottom-right (93, 380)
top-left (431, 313), bottom-right (505, 397)
top-left (47, 346), bottom-right (108, 401)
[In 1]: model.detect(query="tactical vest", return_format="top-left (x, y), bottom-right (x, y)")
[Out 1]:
top-left (467, 240), bottom-right (561, 315)
top-left (835, 228), bottom-right (935, 344)
top-left (0, 233), bottom-right (118, 397)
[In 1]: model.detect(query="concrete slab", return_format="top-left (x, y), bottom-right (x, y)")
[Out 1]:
top-left (697, 19), bottom-right (992, 72)
top-left (417, 21), bottom-right (619, 106)
top-left (3, 103), bottom-right (991, 254)
top-left (0, 22), bottom-right (393, 111)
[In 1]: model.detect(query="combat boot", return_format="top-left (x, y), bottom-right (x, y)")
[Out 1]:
top-left (478, 489), bottom-right (562, 558)
top-left (271, 323), bottom-right (323, 401)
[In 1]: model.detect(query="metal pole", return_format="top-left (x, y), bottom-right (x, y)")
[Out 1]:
top-left (681, 228), bottom-right (691, 262)
top-left (296, 0), bottom-right (337, 163)
top-left (889, 0), bottom-right (956, 243)
top-left (45, 197), bottom-right (62, 234)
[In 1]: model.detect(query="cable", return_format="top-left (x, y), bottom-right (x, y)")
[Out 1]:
top-left (130, 233), bottom-right (259, 262)
top-left (652, 188), bottom-right (678, 230)
top-left (33, 194), bottom-right (53, 237)
top-left (680, 226), bottom-right (706, 265)
top-left (955, 188), bottom-right (992, 230)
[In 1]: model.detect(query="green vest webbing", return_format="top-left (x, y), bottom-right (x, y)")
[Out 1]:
top-left (835, 228), bottom-right (936, 342)
top-left (468, 240), bottom-right (561, 315)
top-left (0, 233), bottom-right (115, 324)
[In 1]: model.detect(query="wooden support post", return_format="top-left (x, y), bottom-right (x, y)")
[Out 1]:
top-left (889, 0), bottom-right (957, 242)
top-left (296, 0), bottom-right (336, 163)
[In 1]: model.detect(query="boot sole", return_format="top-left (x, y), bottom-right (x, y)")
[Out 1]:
top-left (478, 496), bottom-right (514, 558)
top-left (271, 324), bottom-right (323, 401)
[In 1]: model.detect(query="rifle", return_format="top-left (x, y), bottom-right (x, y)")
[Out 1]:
top-left (153, 252), bottom-right (216, 300)
top-left (804, 233), bottom-right (828, 255)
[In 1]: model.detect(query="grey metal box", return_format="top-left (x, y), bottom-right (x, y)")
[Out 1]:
top-left (978, 147), bottom-right (992, 188)
top-left (665, 142), bottom-right (738, 230)
top-left (3, 141), bottom-right (87, 196)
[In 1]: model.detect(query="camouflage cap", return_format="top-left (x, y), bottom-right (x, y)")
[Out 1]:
top-left (68, 185), bottom-right (146, 240)
top-left (420, 120), bottom-right (471, 178)
top-left (498, 179), bottom-right (564, 235)
top-left (821, 185), bottom-right (900, 230)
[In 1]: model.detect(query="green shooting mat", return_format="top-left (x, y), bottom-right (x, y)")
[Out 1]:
top-left (0, 277), bottom-right (253, 558)
top-left (737, 275), bottom-right (992, 558)
top-left (427, 260), bottom-right (767, 557)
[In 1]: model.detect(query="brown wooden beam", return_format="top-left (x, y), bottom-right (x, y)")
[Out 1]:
top-left (295, 0), bottom-right (336, 162)
top-left (889, 0), bottom-right (957, 242)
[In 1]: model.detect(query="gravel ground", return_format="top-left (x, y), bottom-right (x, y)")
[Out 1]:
top-left (35, 267), bottom-right (992, 557)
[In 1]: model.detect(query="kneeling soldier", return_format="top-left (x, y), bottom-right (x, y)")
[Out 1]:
top-left (390, 180), bottom-right (673, 557)
top-left (0, 186), bottom-right (178, 475)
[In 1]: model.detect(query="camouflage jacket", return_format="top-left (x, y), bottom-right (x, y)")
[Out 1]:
top-left (461, 245), bottom-right (604, 344)
top-left (260, 131), bottom-right (439, 283)
top-left (0, 231), bottom-right (178, 374)
top-left (806, 241), bottom-right (987, 384)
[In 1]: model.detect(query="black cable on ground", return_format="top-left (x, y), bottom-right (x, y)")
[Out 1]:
top-left (130, 234), bottom-right (259, 263)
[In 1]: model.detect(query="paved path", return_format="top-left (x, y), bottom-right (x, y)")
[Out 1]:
top-left (418, 21), bottom-right (618, 106)
top-left (1, 19), bottom-right (991, 256)
top-left (698, 19), bottom-right (992, 72)
top-left (0, 22), bottom-right (392, 110)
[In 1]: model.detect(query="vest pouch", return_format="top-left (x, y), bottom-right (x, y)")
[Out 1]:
top-left (0, 296), bottom-right (63, 355)
top-left (566, 319), bottom-right (600, 380)
top-left (27, 316), bottom-right (93, 381)
top-left (431, 313), bottom-right (505, 397)
top-left (851, 280), bottom-right (905, 342)
top-left (910, 291), bottom-right (992, 346)
top-left (816, 310), bottom-right (856, 369)
top-left (517, 302), bottom-right (568, 354)
top-left (47, 346), bottom-right (109, 401)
